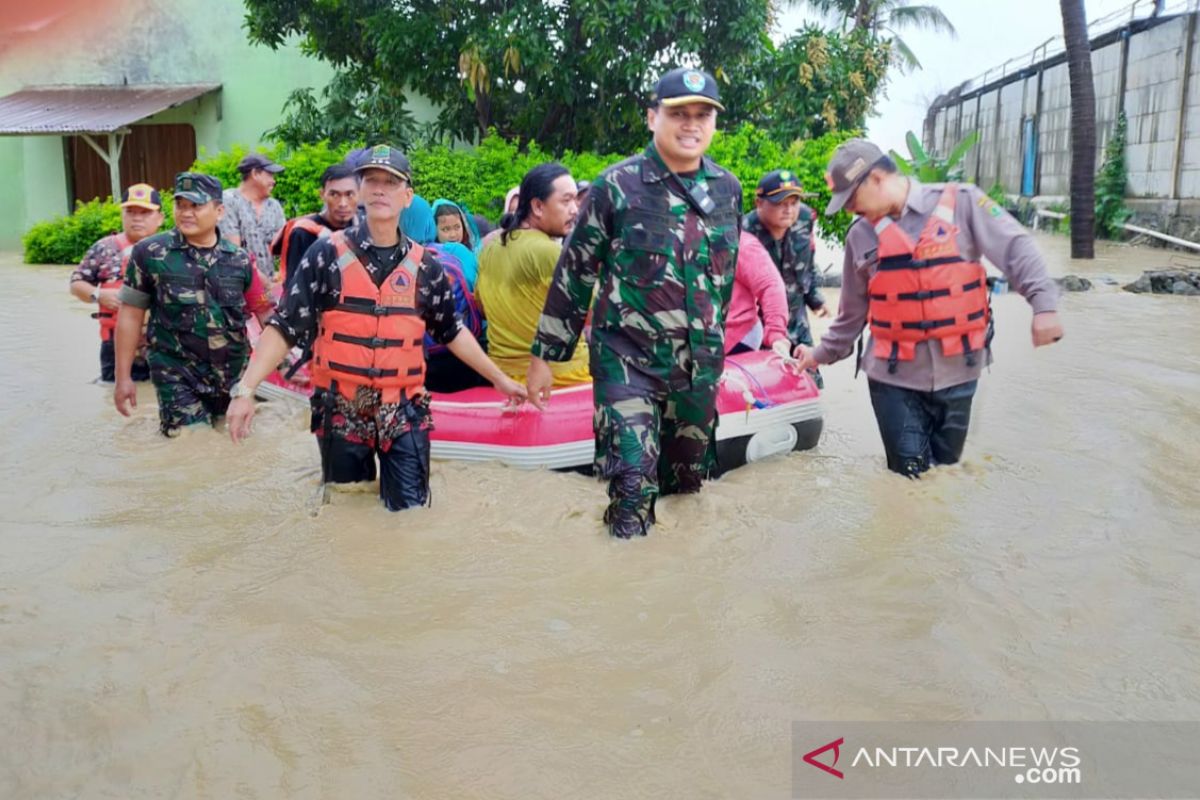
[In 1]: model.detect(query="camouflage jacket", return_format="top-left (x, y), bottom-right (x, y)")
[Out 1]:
top-left (743, 208), bottom-right (825, 344)
top-left (70, 233), bottom-right (128, 285)
top-left (119, 228), bottom-right (271, 379)
top-left (531, 144), bottom-right (742, 393)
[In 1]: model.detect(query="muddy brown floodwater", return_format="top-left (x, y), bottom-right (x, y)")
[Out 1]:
top-left (2, 232), bottom-right (1198, 798)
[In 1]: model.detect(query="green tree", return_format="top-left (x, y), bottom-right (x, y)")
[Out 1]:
top-left (242, 0), bottom-right (773, 154)
top-left (739, 26), bottom-right (891, 144)
top-left (806, 0), bottom-right (955, 70)
top-left (267, 72), bottom-right (424, 151)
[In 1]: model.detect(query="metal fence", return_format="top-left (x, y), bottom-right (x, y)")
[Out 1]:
top-left (924, 0), bottom-right (1200, 200)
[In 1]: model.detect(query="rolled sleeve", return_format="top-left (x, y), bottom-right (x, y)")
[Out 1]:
top-left (531, 176), bottom-right (610, 361)
top-left (118, 242), bottom-right (156, 309)
top-left (118, 285), bottom-right (152, 309)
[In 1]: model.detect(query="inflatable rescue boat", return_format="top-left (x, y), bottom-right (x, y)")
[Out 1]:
top-left (250, 324), bottom-right (822, 471)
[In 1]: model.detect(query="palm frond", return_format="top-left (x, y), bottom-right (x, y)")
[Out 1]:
top-left (886, 4), bottom-right (956, 36)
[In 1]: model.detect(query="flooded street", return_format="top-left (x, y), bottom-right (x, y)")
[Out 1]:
top-left (2, 232), bottom-right (1199, 799)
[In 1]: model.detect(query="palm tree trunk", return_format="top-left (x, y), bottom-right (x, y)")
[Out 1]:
top-left (1060, 0), bottom-right (1096, 258)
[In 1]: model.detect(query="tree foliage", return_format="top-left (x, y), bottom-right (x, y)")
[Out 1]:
top-left (242, 0), bottom-right (892, 153)
top-left (244, 0), bottom-right (776, 154)
top-left (1095, 111), bottom-right (1130, 239)
top-left (806, 0), bottom-right (955, 70)
top-left (25, 124), bottom-right (868, 264)
top-left (738, 26), bottom-right (891, 145)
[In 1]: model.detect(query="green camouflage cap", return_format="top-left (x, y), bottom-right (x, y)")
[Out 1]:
top-left (174, 172), bottom-right (223, 205)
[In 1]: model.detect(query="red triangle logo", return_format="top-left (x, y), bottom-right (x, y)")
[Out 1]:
top-left (803, 737), bottom-right (845, 779)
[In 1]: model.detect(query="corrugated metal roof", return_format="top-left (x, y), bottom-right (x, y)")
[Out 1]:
top-left (0, 84), bottom-right (221, 135)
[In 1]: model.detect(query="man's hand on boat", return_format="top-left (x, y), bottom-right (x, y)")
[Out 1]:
top-left (493, 375), bottom-right (529, 409)
top-left (445, 329), bottom-right (528, 409)
top-left (777, 340), bottom-right (818, 373)
top-left (1032, 311), bottom-right (1065, 347)
top-left (526, 357), bottom-right (553, 411)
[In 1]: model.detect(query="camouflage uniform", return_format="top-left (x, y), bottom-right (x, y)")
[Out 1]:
top-left (71, 234), bottom-right (150, 381)
top-left (531, 143), bottom-right (742, 534)
top-left (119, 228), bottom-right (272, 435)
top-left (743, 206), bottom-right (826, 348)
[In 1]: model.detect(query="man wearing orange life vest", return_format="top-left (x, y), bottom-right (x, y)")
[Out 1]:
top-left (69, 183), bottom-right (163, 382)
top-left (271, 163), bottom-right (360, 290)
top-left (226, 145), bottom-right (527, 511)
top-left (792, 139), bottom-right (1064, 477)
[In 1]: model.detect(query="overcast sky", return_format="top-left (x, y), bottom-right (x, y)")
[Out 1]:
top-left (776, 0), bottom-right (1160, 155)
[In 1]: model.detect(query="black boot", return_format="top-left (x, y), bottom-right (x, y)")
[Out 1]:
top-left (604, 504), bottom-right (651, 539)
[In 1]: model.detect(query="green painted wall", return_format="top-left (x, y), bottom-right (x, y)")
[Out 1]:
top-left (0, 0), bottom-right (430, 250)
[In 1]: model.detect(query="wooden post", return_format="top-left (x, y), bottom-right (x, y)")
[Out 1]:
top-left (79, 130), bottom-right (127, 201)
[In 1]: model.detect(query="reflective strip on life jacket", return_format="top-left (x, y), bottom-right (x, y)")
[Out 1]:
top-left (866, 184), bottom-right (991, 372)
top-left (96, 233), bottom-right (134, 341)
top-left (310, 233), bottom-right (427, 404)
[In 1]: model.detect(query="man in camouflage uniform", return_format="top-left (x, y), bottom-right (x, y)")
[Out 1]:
top-left (527, 68), bottom-right (742, 539)
top-left (113, 172), bottom-right (274, 435)
top-left (69, 183), bottom-right (163, 382)
top-left (743, 169), bottom-right (829, 385)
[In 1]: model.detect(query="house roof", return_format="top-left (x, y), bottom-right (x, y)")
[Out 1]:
top-left (0, 84), bottom-right (220, 135)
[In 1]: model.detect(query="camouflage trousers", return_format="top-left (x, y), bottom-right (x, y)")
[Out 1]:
top-left (593, 380), bottom-right (719, 529)
top-left (150, 355), bottom-right (239, 436)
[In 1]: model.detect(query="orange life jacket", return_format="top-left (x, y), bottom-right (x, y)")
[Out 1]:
top-left (96, 232), bottom-right (134, 342)
top-left (271, 215), bottom-right (330, 288)
top-left (310, 233), bottom-right (427, 403)
top-left (867, 184), bottom-right (991, 373)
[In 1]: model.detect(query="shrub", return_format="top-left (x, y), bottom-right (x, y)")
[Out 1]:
top-left (24, 125), bottom-right (867, 263)
top-left (1095, 111), bottom-right (1131, 239)
top-left (786, 130), bottom-right (862, 244)
top-left (22, 199), bottom-right (122, 264)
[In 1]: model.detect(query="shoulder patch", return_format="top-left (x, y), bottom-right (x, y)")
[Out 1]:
top-left (975, 194), bottom-right (1005, 218)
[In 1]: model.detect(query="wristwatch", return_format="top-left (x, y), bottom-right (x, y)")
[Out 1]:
top-left (90, 286), bottom-right (101, 303)
top-left (229, 381), bottom-right (255, 400)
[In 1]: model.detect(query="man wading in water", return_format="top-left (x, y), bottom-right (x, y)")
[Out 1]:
top-left (226, 145), bottom-right (525, 511)
top-left (793, 139), bottom-right (1064, 476)
top-left (526, 68), bottom-right (743, 538)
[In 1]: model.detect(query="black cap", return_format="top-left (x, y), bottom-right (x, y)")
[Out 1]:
top-left (237, 153), bottom-right (284, 174)
top-left (651, 67), bottom-right (724, 112)
top-left (755, 169), bottom-right (807, 204)
top-left (354, 144), bottom-right (412, 183)
top-left (343, 146), bottom-right (371, 168)
top-left (174, 172), bottom-right (223, 205)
